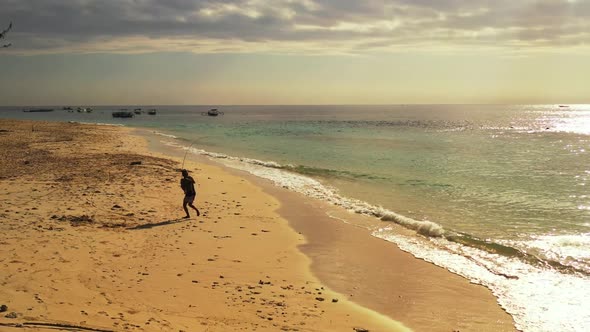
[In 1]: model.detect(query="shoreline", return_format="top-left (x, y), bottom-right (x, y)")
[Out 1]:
top-left (0, 118), bottom-right (517, 331)
top-left (140, 128), bottom-right (516, 331)
top-left (0, 119), bottom-right (408, 331)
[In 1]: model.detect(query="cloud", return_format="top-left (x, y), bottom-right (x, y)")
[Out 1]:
top-left (1, 0), bottom-right (589, 54)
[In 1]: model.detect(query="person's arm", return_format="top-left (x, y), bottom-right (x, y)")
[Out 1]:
top-left (188, 176), bottom-right (195, 183)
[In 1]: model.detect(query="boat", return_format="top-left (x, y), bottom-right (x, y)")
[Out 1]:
top-left (134, 108), bottom-right (142, 115)
top-left (112, 111), bottom-right (134, 118)
top-left (147, 109), bottom-right (157, 115)
top-left (558, 105), bottom-right (570, 108)
top-left (62, 106), bottom-right (73, 111)
top-left (202, 108), bottom-right (224, 116)
top-left (24, 109), bottom-right (54, 112)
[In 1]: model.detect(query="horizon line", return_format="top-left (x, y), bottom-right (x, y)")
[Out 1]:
top-left (1, 103), bottom-right (587, 108)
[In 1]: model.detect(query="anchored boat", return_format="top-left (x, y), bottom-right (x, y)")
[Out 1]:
top-left (112, 111), bottom-right (134, 118)
top-left (24, 109), bottom-right (54, 112)
top-left (202, 108), bottom-right (224, 116)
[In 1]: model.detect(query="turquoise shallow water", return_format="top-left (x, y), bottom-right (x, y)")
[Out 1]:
top-left (2, 104), bottom-right (590, 330)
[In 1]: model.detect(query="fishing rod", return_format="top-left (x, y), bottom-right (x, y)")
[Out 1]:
top-left (181, 139), bottom-right (199, 170)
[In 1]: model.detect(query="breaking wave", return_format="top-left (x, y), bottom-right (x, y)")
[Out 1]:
top-left (377, 209), bottom-right (445, 237)
top-left (153, 131), bottom-right (178, 139)
top-left (161, 138), bottom-right (590, 332)
top-left (168, 141), bottom-right (447, 238)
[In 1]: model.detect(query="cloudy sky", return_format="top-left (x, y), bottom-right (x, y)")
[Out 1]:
top-left (1, 0), bottom-right (589, 105)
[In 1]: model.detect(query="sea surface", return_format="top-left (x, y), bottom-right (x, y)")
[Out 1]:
top-left (2, 104), bottom-right (590, 331)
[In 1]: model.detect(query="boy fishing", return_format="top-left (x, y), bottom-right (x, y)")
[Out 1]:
top-left (180, 169), bottom-right (200, 218)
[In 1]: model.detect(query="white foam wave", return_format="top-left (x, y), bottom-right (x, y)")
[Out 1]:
top-left (377, 209), bottom-right (444, 237)
top-left (185, 146), bottom-right (445, 238)
top-left (505, 233), bottom-right (590, 272)
top-left (373, 228), bottom-right (590, 332)
top-left (529, 233), bottom-right (590, 259)
top-left (167, 140), bottom-right (590, 331)
top-left (153, 131), bottom-right (178, 139)
top-left (238, 157), bottom-right (283, 169)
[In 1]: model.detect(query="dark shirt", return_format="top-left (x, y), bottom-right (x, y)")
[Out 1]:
top-left (180, 176), bottom-right (196, 196)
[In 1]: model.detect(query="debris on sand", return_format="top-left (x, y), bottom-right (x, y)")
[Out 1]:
top-left (4, 311), bottom-right (18, 319)
top-left (56, 215), bottom-right (94, 226)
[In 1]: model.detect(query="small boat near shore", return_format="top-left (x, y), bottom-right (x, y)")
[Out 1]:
top-left (112, 111), bottom-right (134, 118)
top-left (148, 109), bottom-right (157, 115)
top-left (24, 109), bottom-right (54, 112)
top-left (76, 107), bottom-right (93, 113)
top-left (202, 108), bottom-right (223, 116)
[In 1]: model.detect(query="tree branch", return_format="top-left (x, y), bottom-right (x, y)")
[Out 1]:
top-left (1, 22), bottom-right (13, 48)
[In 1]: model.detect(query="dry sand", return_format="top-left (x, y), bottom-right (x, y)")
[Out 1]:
top-left (0, 119), bottom-right (516, 332)
top-left (0, 119), bottom-right (407, 331)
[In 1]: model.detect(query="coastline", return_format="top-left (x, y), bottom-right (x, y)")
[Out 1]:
top-left (0, 119), bottom-right (516, 331)
top-left (0, 119), bottom-right (408, 331)
top-left (140, 129), bottom-right (516, 331)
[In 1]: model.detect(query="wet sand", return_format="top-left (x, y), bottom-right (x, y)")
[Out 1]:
top-left (142, 129), bottom-right (517, 332)
top-left (272, 192), bottom-right (516, 332)
top-left (0, 119), bottom-right (515, 331)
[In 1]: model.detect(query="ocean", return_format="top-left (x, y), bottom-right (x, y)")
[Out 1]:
top-left (2, 104), bottom-right (589, 331)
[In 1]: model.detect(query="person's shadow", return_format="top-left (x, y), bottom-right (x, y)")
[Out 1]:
top-left (127, 218), bottom-right (186, 230)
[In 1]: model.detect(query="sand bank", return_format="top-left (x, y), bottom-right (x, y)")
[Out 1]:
top-left (0, 119), bottom-right (407, 331)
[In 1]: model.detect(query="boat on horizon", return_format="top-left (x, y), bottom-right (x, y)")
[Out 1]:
top-left (147, 109), bottom-right (157, 115)
top-left (203, 108), bottom-right (223, 116)
top-left (24, 108), bottom-right (54, 113)
top-left (76, 107), bottom-right (93, 113)
top-left (112, 111), bottom-right (134, 118)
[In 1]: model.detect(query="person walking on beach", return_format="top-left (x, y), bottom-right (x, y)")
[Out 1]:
top-left (180, 169), bottom-right (200, 219)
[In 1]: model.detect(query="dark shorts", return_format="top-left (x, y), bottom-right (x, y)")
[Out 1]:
top-left (183, 194), bottom-right (196, 204)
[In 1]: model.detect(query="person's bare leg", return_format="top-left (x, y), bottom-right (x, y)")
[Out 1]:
top-left (183, 201), bottom-right (190, 218)
top-left (189, 203), bottom-right (200, 216)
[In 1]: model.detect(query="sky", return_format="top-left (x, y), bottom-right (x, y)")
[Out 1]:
top-left (1, 0), bottom-right (589, 105)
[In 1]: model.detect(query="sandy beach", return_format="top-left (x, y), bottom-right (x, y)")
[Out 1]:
top-left (0, 119), bottom-right (515, 332)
